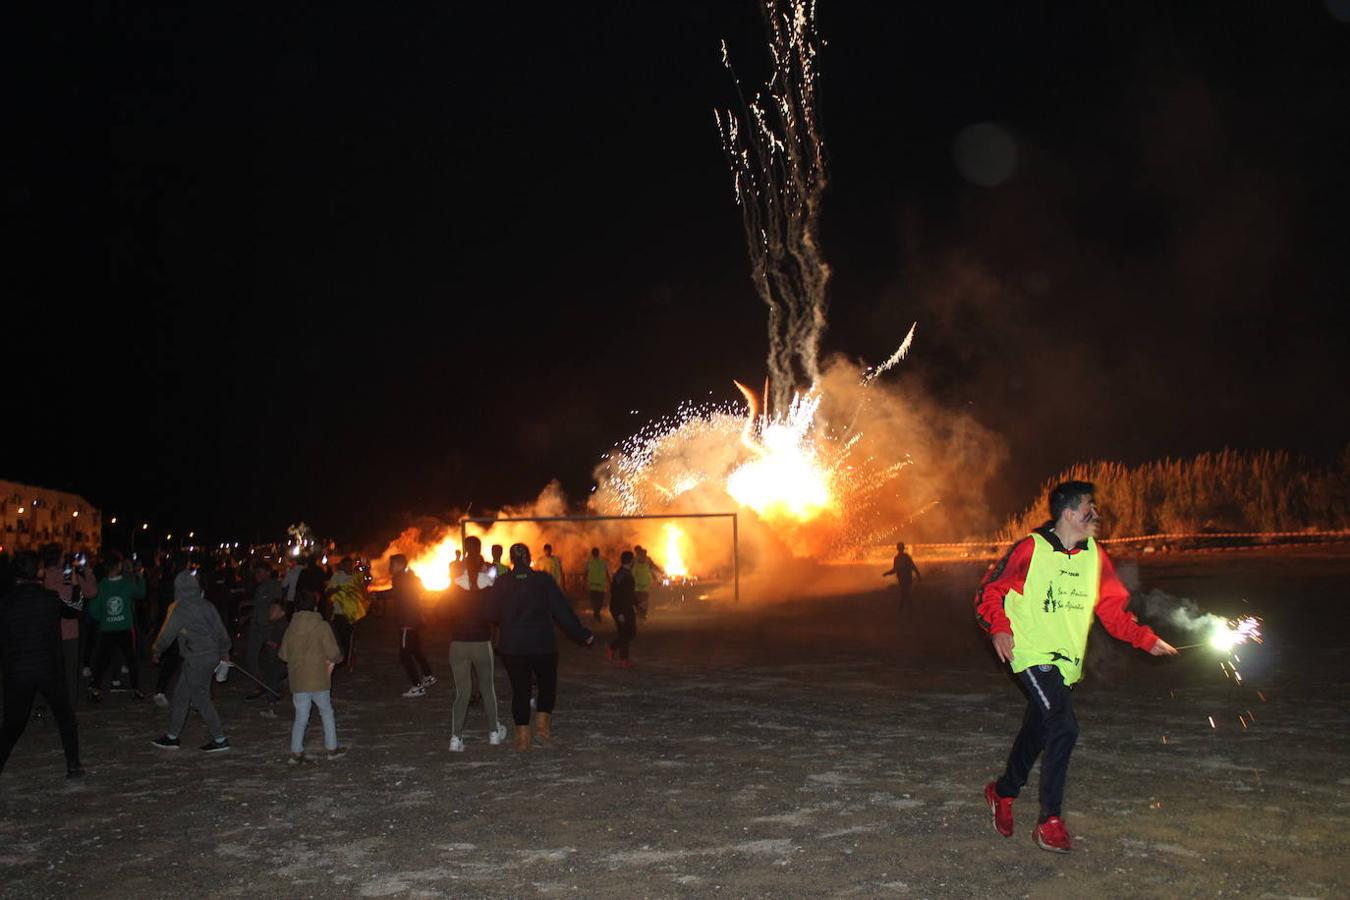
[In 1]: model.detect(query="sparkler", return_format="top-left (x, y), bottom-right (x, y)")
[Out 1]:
top-left (1172, 616), bottom-right (1262, 651)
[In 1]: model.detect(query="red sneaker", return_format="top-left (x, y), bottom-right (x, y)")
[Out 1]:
top-left (984, 782), bottom-right (1014, 837)
top-left (605, 645), bottom-right (615, 663)
top-left (617, 659), bottom-right (635, 669)
top-left (1034, 816), bottom-right (1072, 853)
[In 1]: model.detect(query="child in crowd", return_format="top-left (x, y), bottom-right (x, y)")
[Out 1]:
top-left (277, 592), bottom-right (347, 763)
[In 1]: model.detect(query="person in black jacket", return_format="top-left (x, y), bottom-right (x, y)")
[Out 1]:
top-left (0, 551), bottom-right (84, 779)
top-left (607, 551), bottom-right (637, 667)
top-left (489, 543), bottom-right (594, 751)
top-left (390, 554), bottom-right (435, 697)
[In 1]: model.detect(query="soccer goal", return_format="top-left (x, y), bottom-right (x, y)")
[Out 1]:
top-left (458, 512), bottom-right (740, 603)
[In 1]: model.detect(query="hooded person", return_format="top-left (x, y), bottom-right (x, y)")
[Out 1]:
top-left (150, 565), bottom-right (233, 752)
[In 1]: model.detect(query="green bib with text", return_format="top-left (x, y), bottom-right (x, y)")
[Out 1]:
top-left (1006, 532), bottom-right (1099, 684)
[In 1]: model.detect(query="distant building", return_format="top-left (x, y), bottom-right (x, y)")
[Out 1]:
top-left (0, 480), bottom-right (101, 554)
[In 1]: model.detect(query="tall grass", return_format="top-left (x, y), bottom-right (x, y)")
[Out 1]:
top-left (1000, 447), bottom-right (1350, 541)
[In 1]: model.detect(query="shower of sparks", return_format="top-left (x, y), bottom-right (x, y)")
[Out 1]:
top-left (715, 0), bottom-right (829, 414)
top-left (1207, 616), bottom-right (1262, 652)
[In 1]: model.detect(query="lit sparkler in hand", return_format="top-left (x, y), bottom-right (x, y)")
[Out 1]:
top-left (1174, 616), bottom-right (1263, 652)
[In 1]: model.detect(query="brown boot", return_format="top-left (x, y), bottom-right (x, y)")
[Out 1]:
top-left (514, 725), bottom-right (531, 752)
top-left (535, 711), bottom-right (552, 745)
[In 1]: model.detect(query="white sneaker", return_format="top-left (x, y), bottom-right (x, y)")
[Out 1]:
top-left (403, 684), bottom-right (426, 698)
top-left (421, 675), bottom-right (437, 687)
top-left (529, 696), bottom-right (536, 710)
top-left (153, 692), bottom-right (169, 708)
top-left (449, 736), bottom-right (465, 752)
top-left (81, 666), bottom-right (92, 679)
top-left (489, 723), bottom-right (508, 745)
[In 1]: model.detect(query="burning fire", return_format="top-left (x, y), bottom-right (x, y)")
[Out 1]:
top-left (662, 523), bottom-right (690, 579)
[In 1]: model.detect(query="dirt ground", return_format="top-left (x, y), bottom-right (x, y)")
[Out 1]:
top-left (1, 553), bottom-right (1347, 898)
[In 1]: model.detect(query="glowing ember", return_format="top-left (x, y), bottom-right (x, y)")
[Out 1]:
top-left (1207, 616), bottom-right (1262, 652)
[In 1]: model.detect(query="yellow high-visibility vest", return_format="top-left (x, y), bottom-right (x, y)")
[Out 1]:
top-left (1004, 532), bottom-right (1099, 685)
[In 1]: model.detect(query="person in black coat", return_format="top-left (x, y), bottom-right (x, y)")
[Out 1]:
top-left (608, 550), bottom-right (637, 666)
top-left (0, 551), bottom-right (83, 779)
top-left (489, 543), bottom-right (594, 750)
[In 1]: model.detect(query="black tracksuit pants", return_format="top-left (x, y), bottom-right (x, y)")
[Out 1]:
top-left (995, 664), bottom-right (1079, 821)
top-left (500, 652), bottom-right (558, 725)
top-left (0, 674), bottom-right (81, 774)
top-left (91, 631), bottom-right (140, 692)
top-left (399, 627), bottom-right (432, 685)
top-left (609, 612), bottom-right (636, 660)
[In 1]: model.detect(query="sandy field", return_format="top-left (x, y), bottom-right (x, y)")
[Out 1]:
top-left (1, 553), bottom-right (1346, 898)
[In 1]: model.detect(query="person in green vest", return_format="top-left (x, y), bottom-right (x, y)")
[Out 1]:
top-left (975, 480), bottom-right (1177, 853)
top-left (584, 547), bottom-right (609, 623)
top-left (489, 544), bottom-right (511, 579)
top-left (631, 545), bottom-right (663, 621)
top-left (539, 544), bottom-right (564, 589)
top-left (88, 552), bottom-right (148, 702)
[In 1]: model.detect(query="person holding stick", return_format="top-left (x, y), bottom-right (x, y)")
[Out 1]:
top-left (150, 563), bottom-right (233, 753)
top-left (975, 480), bottom-right (1177, 852)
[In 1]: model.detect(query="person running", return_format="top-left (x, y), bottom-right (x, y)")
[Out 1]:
top-left (631, 545), bottom-right (663, 621)
top-left (0, 551), bottom-right (84, 780)
top-left (881, 542), bottom-right (921, 604)
top-left (278, 591), bottom-right (346, 764)
top-left (389, 554), bottom-right (435, 697)
top-left (151, 565), bottom-right (233, 753)
top-left (87, 551), bottom-right (147, 702)
top-left (489, 543), bottom-right (594, 751)
top-left (607, 551), bottom-right (637, 667)
top-left (975, 480), bottom-right (1178, 853)
top-left (584, 547), bottom-right (608, 623)
top-left (445, 537), bottom-right (506, 752)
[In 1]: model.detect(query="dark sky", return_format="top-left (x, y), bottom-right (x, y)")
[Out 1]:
top-left (10, 1), bottom-right (1350, 546)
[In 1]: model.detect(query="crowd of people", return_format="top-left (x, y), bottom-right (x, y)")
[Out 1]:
top-left (0, 538), bottom-right (654, 777)
top-left (3, 480), bottom-right (1181, 855)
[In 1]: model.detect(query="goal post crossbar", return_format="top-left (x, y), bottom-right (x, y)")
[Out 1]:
top-left (459, 512), bottom-right (740, 603)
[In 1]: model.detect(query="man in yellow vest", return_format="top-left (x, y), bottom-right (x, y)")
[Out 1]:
top-left (975, 480), bottom-right (1177, 853)
top-left (584, 547), bottom-right (608, 623)
top-left (631, 545), bottom-right (663, 621)
top-left (539, 544), bottom-right (565, 590)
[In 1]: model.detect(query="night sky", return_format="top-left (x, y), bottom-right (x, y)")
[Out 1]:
top-left (10, 2), bottom-right (1350, 546)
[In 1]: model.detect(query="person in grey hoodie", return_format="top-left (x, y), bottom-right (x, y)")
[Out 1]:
top-left (149, 565), bottom-right (233, 752)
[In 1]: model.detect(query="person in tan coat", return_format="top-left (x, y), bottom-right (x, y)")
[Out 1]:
top-left (277, 592), bottom-right (347, 764)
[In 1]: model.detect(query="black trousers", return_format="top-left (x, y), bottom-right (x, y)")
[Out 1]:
top-left (996, 664), bottom-right (1079, 821)
top-left (399, 627), bottom-right (432, 685)
top-left (331, 615), bottom-right (353, 667)
top-left (0, 673), bottom-right (81, 774)
top-left (91, 631), bottom-right (140, 691)
top-left (500, 652), bottom-right (558, 725)
top-left (609, 614), bottom-right (636, 660)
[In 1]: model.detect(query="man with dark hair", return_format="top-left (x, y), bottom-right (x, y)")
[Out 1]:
top-left (975, 480), bottom-right (1177, 853)
top-left (607, 550), bottom-right (637, 667)
top-left (539, 543), bottom-right (564, 588)
top-left (88, 551), bottom-right (147, 702)
top-left (389, 554), bottom-right (435, 697)
top-left (0, 551), bottom-right (84, 779)
top-left (881, 542), bottom-right (921, 604)
top-left (489, 543), bottom-right (594, 751)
